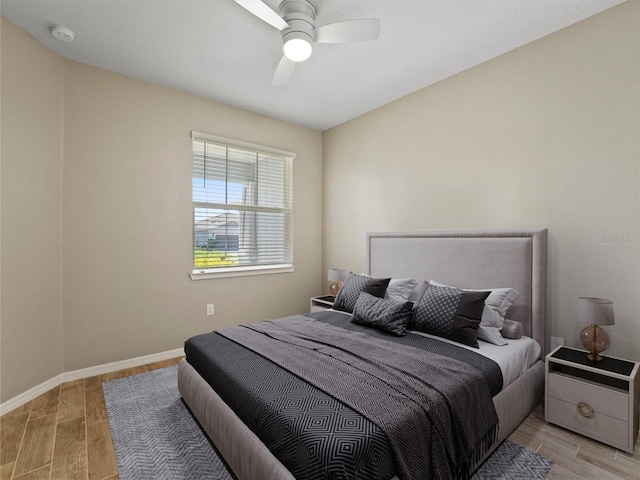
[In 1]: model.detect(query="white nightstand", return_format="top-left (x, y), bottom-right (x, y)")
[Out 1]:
top-left (310, 295), bottom-right (335, 312)
top-left (545, 346), bottom-right (639, 452)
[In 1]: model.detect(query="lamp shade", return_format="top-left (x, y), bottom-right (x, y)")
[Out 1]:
top-left (577, 297), bottom-right (615, 326)
top-left (328, 269), bottom-right (349, 283)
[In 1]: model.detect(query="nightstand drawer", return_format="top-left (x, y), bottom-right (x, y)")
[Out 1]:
top-left (548, 372), bottom-right (628, 422)
top-left (547, 396), bottom-right (629, 450)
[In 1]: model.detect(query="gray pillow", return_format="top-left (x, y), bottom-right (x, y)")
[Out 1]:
top-left (351, 292), bottom-right (414, 336)
top-left (407, 280), bottom-right (430, 307)
top-left (360, 274), bottom-right (418, 302)
top-left (500, 319), bottom-right (523, 339)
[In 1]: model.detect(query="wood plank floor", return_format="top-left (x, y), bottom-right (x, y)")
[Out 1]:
top-left (0, 357), bottom-right (182, 480)
top-left (1, 357), bottom-right (639, 479)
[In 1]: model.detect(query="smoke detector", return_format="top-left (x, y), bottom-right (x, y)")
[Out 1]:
top-left (50, 26), bottom-right (75, 43)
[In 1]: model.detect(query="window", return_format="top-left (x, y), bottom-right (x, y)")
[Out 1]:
top-left (190, 132), bottom-right (294, 279)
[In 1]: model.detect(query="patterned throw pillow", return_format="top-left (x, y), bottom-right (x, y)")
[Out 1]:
top-left (334, 274), bottom-right (390, 313)
top-left (430, 280), bottom-right (520, 346)
top-left (411, 284), bottom-right (489, 348)
top-left (351, 292), bottom-right (414, 336)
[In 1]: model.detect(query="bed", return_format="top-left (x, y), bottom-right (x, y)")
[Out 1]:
top-left (178, 229), bottom-right (548, 479)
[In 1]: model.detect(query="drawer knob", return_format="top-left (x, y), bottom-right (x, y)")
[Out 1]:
top-left (577, 401), bottom-right (594, 418)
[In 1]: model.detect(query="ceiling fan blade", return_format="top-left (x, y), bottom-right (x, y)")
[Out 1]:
top-left (272, 55), bottom-right (296, 86)
top-left (234, 0), bottom-right (289, 31)
top-left (316, 18), bottom-right (380, 44)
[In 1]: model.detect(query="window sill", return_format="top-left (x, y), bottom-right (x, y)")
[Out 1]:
top-left (189, 264), bottom-right (295, 280)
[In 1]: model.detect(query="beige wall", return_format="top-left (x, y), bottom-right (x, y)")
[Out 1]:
top-left (1, 18), bottom-right (65, 400)
top-left (2, 0), bottom-right (638, 402)
top-left (62, 62), bottom-right (322, 371)
top-left (323, 1), bottom-right (640, 361)
top-left (1, 17), bottom-right (322, 401)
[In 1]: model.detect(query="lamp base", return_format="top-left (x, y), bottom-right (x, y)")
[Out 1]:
top-left (586, 351), bottom-right (603, 362)
top-left (329, 282), bottom-right (340, 296)
top-left (580, 323), bottom-right (609, 362)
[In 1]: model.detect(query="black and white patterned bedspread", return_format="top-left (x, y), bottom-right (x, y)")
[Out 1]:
top-left (184, 311), bottom-right (502, 480)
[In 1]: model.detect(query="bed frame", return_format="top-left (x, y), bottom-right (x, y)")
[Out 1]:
top-left (178, 228), bottom-right (547, 480)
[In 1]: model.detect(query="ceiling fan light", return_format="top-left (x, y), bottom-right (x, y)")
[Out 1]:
top-left (283, 37), bottom-right (312, 62)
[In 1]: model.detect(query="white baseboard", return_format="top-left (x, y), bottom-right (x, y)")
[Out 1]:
top-left (0, 374), bottom-right (66, 417)
top-left (0, 347), bottom-right (185, 416)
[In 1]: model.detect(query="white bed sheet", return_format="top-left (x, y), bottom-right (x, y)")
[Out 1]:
top-left (328, 309), bottom-right (541, 392)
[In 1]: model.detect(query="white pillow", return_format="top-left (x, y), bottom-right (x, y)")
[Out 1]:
top-left (361, 274), bottom-right (418, 303)
top-left (470, 307), bottom-right (507, 345)
top-left (429, 280), bottom-right (519, 346)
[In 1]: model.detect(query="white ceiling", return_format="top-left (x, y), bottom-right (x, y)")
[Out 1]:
top-left (1, 0), bottom-right (625, 131)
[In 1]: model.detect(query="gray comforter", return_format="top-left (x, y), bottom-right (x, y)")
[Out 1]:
top-left (219, 315), bottom-right (498, 480)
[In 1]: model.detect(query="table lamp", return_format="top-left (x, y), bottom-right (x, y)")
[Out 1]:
top-left (328, 268), bottom-right (348, 296)
top-left (578, 297), bottom-right (615, 362)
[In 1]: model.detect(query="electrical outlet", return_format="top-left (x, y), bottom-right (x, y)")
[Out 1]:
top-left (206, 304), bottom-right (215, 316)
top-left (550, 336), bottom-right (564, 350)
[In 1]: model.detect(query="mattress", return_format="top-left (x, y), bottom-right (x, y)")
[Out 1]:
top-left (183, 310), bottom-right (538, 480)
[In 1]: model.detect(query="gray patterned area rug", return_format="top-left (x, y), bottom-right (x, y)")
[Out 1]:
top-left (104, 365), bottom-right (553, 480)
top-left (103, 365), bottom-right (234, 480)
top-left (472, 440), bottom-right (553, 480)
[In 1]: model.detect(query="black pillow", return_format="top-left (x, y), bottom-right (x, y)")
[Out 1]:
top-left (351, 292), bottom-right (413, 336)
top-left (334, 274), bottom-right (391, 313)
top-left (410, 284), bottom-right (489, 348)
top-left (362, 277), bottom-right (391, 298)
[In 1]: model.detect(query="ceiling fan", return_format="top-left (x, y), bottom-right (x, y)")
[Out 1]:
top-left (234, 0), bottom-right (381, 86)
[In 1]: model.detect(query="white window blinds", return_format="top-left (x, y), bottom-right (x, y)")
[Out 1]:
top-left (191, 132), bottom-right (294, 275)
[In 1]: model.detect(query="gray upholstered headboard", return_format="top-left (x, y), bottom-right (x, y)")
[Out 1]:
top-left (367, 229), bottom-right (547, 357)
